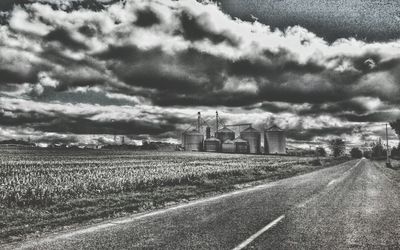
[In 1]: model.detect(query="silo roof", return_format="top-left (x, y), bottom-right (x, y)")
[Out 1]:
top-left (217, 127), bottom-right (234, 133)
top-left (184, 129), bottom-right (203, 135)
top-left (205, 137), bottom-right (221, 142)
top-left (266, 125), bottom-right (283, 131)
top-left (241, 126), bottom-right (260, 133)
top-left (234, 138), bottom-right (248, 143)
top-left (222, 139), bottom-right (234, 144)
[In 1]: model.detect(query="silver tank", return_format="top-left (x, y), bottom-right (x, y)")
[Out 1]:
top-left (215, 127), bottom-right (235, 143)
top-left (240, 126), bottom-right (261, 154)
top-left (264, 125), bottom-right (286, 154)
top-left (204, 137), bottom-right (220, 152)
top-left (182, 130), bottom-right (204, 151)
top-left (221, 139), bottom-right (235, 153)
top-left (234, 138), bottom-right (249, 154)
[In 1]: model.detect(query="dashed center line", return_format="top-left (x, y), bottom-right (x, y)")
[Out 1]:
top-left (232, 215), bottom-right (285, 250)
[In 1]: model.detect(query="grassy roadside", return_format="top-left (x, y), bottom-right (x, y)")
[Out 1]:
top-left (373, 160), bottom-right (400, 182)
top-left (1, 151), bottom-right (350, 244)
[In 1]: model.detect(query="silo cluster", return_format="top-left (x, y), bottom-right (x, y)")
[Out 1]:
top-left (182, 112), bottom-right (286, 154)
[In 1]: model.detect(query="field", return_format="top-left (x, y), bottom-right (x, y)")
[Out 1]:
top-left (0, 146), bottom-right (347, 243)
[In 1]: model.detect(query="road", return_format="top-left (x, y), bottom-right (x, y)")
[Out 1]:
top-left (5, 159), bottom-right (400, 249)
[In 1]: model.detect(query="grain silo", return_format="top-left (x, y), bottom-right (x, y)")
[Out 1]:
top-left (234, 138), bottom-right (248, 154)
top-left (206, 126), bottom-right (211, 139)
top-left (240, 126), bottom-right (261, 154)
top-left (204, 137), bottom-right (220, 152)
top-left (215, 127), bottom-right (235, 142)
top-left (221, 139), bottom-right (235, 153)
top-left (183, 130), bottom-right (204, 151)
top-left (264, 125), bottom-right (286, 154)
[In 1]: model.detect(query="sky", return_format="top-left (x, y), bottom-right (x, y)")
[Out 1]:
top-left (0, 0), bottom-right (399, 148)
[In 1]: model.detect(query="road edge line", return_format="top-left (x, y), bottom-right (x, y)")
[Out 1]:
top-left (232, 215), bottom-right (285, 250)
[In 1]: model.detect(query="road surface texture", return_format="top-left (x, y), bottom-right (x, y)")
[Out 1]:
top-left (4, 159), bottom-right (400, 249)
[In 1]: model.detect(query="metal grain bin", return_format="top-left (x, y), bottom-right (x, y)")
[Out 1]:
top-left (182, 130), bottom-right (204, 151)
top-left (221, 139), bottom-right (235, 153)
top-left (215, 127), bottom-right (235, 143)
top-left (264, 125), bottom-right (286, 154)
top-left (240, 126), bottom-right (261, 154)
top-left (204, 137), bottom-right (220, 152)
top-left (234, 138), bottom-right (249, 154)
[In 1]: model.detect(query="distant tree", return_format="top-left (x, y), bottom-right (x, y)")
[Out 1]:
top-left (329, 139), bottom-right (346, 157)
top-left (363, 150), bottom-right (372, 159)
top-left (390, 120), bottom-right (400, 139)
top-left (350, 147), bottom-right (363, 158)
top-left (371, 140), bottom-right (386, 159)
top-left (391, 143), bottom-right (400, 158)
top-left (316, 147), bottom-right (327, 157)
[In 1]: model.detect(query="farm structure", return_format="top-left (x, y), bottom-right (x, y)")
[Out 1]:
top-left (182, 112), bottom-right (286, 155)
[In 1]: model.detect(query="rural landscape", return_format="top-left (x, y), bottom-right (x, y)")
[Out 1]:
top-left (0, 145), bottom-right (346, 243)
top-left (2, 0), bottom-right (400, 249)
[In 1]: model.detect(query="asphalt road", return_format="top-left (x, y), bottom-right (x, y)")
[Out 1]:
top-left (5, 159), bottom-right (400, 249)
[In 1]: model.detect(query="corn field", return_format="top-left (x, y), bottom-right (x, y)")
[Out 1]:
top-left (0, 146), bottom-right (315, 207)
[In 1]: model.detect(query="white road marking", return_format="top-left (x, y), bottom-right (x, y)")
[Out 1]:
top-left (327, 179), bottom-right (337, 186)
top-left (232, 215), bottom-right (285, 250)
top-left (298, 159), bottom-right (363, 209)
top-left (326, 158), bottom-right (363, 188)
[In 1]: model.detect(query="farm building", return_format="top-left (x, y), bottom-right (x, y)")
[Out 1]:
top-left (204, 137), bottom-right (220, 152)
top-left (264, 125), bottom-right (286, 154)
top-left (181, 111), bottom-right (286, 155)
top-left (240, 126), bottom-right (261, 154)
top-left (221, 139), bottom-right (235, 153)
top-left (234, 138), bottom-right (249, 154)
top-left (182, 130), bottom-right (204, 151)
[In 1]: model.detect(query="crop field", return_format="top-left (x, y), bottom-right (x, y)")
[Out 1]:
top-left (0, 145), bottom-right (346, 243)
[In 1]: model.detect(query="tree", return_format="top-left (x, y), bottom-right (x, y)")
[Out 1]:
top-left (390, 119), bottom-right (400, 139)
top-left (329, 139), bottom-right (346, 157)
top-left (350, 147), bottom-right (363, 158)
top-left (363, 150), bottom-right (372, 159)
top-left (316, 147), bottom-right (327, 157)
top-left (371, 139), bottom-right (386, 159)
top-left (391, 142), bottom-right (400, 158)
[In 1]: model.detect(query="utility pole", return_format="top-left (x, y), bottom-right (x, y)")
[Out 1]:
top-left (197, 112), bottom-right (201, 132)
top-left (386, 123), bottom-right (391, 167)
top-left (216, 111), bottom-right (219, 132)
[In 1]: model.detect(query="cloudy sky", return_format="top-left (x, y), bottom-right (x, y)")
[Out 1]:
top-left (0, 0), bottom-right (399, 147)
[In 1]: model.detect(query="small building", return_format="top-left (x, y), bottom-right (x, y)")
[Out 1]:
top-left (221, 139), bottom-right (235, 153)
top-left (264, 125), bottom-right (286, 154)
top-left (234, 138), bottom-right (249, 154)
top-left (204, 137), bottom-right (220, 152)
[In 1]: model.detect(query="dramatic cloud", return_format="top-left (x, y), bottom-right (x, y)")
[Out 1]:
top-left (0, 0), bottom-right (399, 147)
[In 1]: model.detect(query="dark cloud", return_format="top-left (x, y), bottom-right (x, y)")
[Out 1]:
top-left (134, 8), bottom-right (160, 27)
top-left (0, 108), bottom-right (185, 136)
top-left (45, 28), bottom-right (88, 50)
top-left (37, 115), bottom-right (175, 135)
top-left (0, 68), bottom-right (39, 84)
top-left (178, 10), bottom-right (239, 46)
top-left (340, 111), bottom-right (400, 123)
top-left (286, 126), bottom-right (357, 141)
top-left (96, 46), bottom-right (227, 95)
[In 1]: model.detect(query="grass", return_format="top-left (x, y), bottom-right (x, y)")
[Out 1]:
top-left (0, 146), bottom-right (349, 244)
